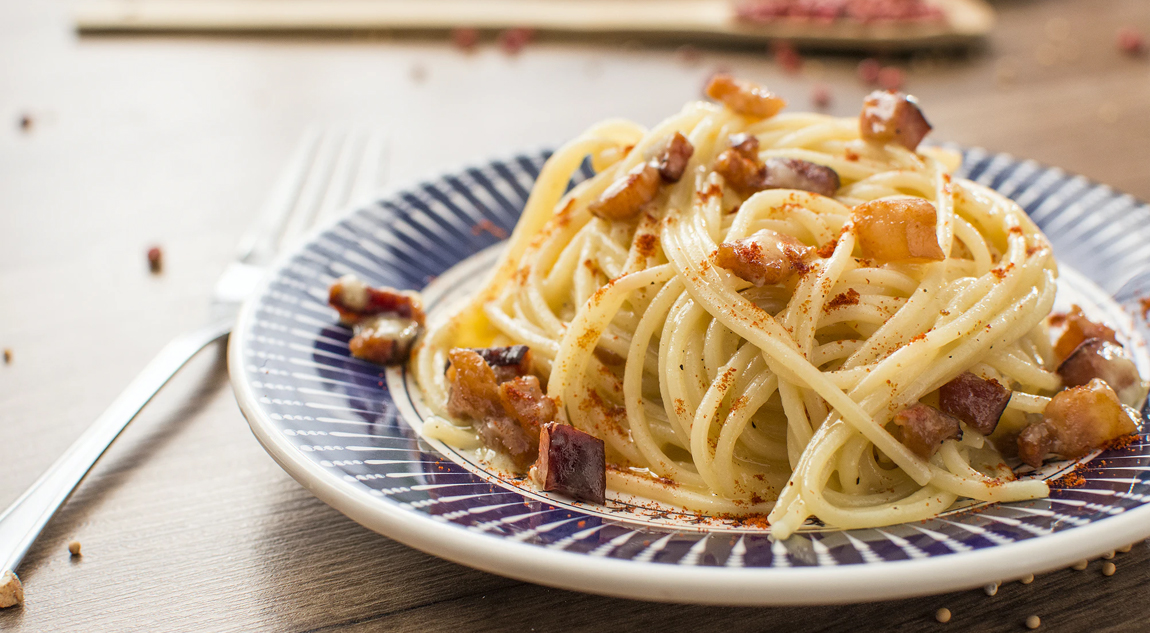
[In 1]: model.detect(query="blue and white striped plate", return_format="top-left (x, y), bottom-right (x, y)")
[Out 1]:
top-left (229, 149), bottom-right (1150, 605)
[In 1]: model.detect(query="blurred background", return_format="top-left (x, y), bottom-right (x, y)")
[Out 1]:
top-left (1, 1), bottom-right (1149, 630)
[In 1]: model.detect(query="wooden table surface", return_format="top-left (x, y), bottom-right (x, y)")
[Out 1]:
top-left (2, 0), bottom-right (1149, 630)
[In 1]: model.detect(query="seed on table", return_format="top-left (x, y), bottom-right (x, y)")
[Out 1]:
top-left (147, 246), bottom-right (163, 274)
top-left (1102, 550), bottom-right (1115, 559)
top-left (1102, 562), bottom-right (1116, 576)
top-left (1026, 615), bottom-right (1041, 629)
top-left (68, 540), bottom-right (81, 557)
top-left (1020, 574), bottom-right (1034, 584)
top-left (1118, 543), bottom-right (1133, 553)
top-left (983, 582), bottom-right (998, 596)
top-left (1072, 559), bottom-right (1089, 571)
top-left (935, 607), bottom-right (951, 623)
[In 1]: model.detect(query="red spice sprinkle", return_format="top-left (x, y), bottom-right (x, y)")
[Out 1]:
top-left (451, 27), bottom-right (480, 52)
top-left (472, 219), bottom-right (508, 239)
top-left (877, 66), bottom-right (905, 91)
top-left (676, 44), bottom-right (702, 65)
top-left (827, 288), bottom-right (861, 309)
top-left (498, 27), bottom-right (535, 55)
top-left (811, 83), bottom-right (832, 109)
top-left (772, 40), bottom-right (803, 74)
top-left (816, 239), bottom-right (838, 258)
top-left (858, 58), bottom-right (882, 84)
top-left (146, 246), bottom-right (163, 274)
top-left (1117, 27), bottom-right (1147, 57)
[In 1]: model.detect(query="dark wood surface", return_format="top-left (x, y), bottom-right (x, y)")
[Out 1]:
top-left (2, 0), bottom-right (1149, 630)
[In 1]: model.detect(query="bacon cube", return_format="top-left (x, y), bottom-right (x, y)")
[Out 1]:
top-left (892, 403), bottom-right (962, 459)
top-left (762, 157), bottom-right (841, 197)
top-left (1018, 379), bottom-right (1138, 467)
top-left (859, 90), bottom-right (932, 151)
top-left (533, 422), bottom-right (606, 504)
top-left (1057, 338), bottom-right (1143, 406)
top-left (655, 131), bottom-right (695, 183)
top-left (1053, 305), bottom-right (1118, 360)
top-left (705, 74), bottom-right (787, 119)
top-left (588, 162), bottom-right (661, 221)
top-left (715, 228), bottom-right (813, 286)
top-left (852, 197), bottom-right (945, 262)
top-left (938, 372), bottom-right (1012, 435)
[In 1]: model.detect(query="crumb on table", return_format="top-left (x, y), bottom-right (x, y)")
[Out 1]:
top-left (3, 348), bottom-right (10, 364)
top-left (0, 570), bottom-right (24, 609)
top-left (68, 540), bottom-right (81, 557)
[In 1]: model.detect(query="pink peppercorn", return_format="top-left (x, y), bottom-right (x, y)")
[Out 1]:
top-left (858, 58), bottom-right (882, 84)
top-left (878, 66), bottom-right (905, 91)
top-left (451, 27), bottom-right (479, 52)
top-left (1117, 27), bottom-right (1146, 57)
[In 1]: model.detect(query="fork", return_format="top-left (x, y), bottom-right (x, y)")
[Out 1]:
top-left (0, 127), bottom-right (387, 580)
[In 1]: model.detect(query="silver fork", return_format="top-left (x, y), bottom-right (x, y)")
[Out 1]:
top-left (0, 127), bottom-right (387, 581)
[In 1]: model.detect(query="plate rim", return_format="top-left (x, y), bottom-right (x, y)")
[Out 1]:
top-left (228, 147), bottom-right (1150, 605)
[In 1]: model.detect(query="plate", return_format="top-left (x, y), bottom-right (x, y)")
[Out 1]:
top-left (229, 148), bottom-right (1150, 605)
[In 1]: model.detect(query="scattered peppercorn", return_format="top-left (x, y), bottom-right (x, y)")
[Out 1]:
top-left (68, 541), bottom-right (81, 557)
top-left (1117, 27), bottom-right (1146, 57)
top-left (935, 607), bottom-right (951, 623)
top-left (676, 44), bottom-right (702, 65)
top-left (858, 58), bottom-right (882, 84)
top-left (147, 246), bottom-right (163, 274)
top-left (498, 27), bottom-right (534, 55)
top-left (772, 40), bottom-right (803, 74)
top-left (878, 66), bottom-right (905, 91)
top-left (1025, 615), bottom-right (1041, 629)
top-left (451, 27), bottom-right (479, 52)
top-left (410, 63), bottom-right (428, 83)
top-left (811, 84), bottom-right (832, 109)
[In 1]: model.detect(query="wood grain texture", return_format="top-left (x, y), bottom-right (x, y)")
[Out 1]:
top-left (1, 0), bottom-right (1149, 630)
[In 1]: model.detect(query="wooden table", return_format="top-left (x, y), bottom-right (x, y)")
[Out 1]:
top-left (2, 0), bottom-right (1148, 630)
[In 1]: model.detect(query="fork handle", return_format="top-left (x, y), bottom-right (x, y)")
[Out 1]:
top-left (0, 319), bottom-right (233, 574)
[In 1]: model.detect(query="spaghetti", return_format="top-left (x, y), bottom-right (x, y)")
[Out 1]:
top-left (410, 78), bottom-right (1141, 537)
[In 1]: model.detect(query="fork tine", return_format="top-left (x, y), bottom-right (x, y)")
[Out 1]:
top-left (347, 128), bottom-right (389, 211)
top-left (314, 128), bottom-right (389, 228)
top-left (278, 129), bottom-right (347, 252)
top-left (314, 127), bottom-right (366, 226)
top-left (236, 127), bottom-right (322, 264)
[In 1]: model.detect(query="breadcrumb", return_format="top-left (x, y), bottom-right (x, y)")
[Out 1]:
top-left (1072, 559), bottom-right (1089, 571)
top-left (1118, 543), bottom-right (1133, 553)
top-left (2, 349), bottom-right (10, 364)
top-left (983, 582), bottom-right (998, 596)
top-left (0, 570), bottom-right (23, 609)
top-left (68, 540), bottom-right (81, 557)
top-left (1102, 550), bottom-right (1115, 560)
top-left (935, 607), bottom-right (951, 623)
top-left (1020, 574), bottom-right (1034, 584)
top-left (1026, 615), bottom-right (1041, 629)
top-left (1102, 562), bottom-right (1116, 576)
